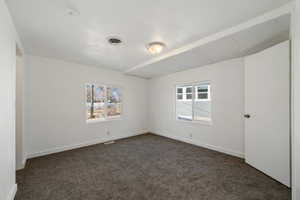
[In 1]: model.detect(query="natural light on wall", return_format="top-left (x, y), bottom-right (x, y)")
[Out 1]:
top-left (86, 84), bottom-right (122, 122)
top-left (176, 83), bottom-right (211, 122)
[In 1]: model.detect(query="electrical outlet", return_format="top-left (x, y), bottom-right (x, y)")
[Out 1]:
top-left (106, 130), bottom-right (110, 136)
top-left (189, 133), bottom-right (193, 138)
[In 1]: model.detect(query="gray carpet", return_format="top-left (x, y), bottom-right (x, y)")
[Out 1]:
top-left (15, 134), bottom-right (290, 200)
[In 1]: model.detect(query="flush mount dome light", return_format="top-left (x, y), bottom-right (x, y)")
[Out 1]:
top-left (147, 42), bottom-right (165, 54)
top-left (108, 37), bottom-right (122, 45)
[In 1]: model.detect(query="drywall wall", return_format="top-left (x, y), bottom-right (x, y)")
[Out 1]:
top-left (292, 0), bottom-right (300, 199)
top-left (0, 0), bottom-right (23, 199)
top-left (148, 58), bottom-right (245, 157)
top-left (16, 54), bottom-right (25, 170)
top-left (24, 55), bottom-right (149, 158)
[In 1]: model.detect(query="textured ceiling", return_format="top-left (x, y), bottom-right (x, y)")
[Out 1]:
top-left (6, 0), bottom-right (291, 74)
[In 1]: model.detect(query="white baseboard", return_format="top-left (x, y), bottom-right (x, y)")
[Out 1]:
top-left (16, 165), bottom-right (23, 171)
top-left (21, 158), bottom-right (27, 169)
top-left (152, 131), bottom-right (244, 158)
top-left (16, 158), bottom-right (27, 170)
top-left (27, 131), bottom-right (148, 159)
top-left (7, 184), bottom-right (17, 200)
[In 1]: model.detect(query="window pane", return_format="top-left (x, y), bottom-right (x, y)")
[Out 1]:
top-left (176, 85), bottom-right (192, 121)
top-left (94, 86), bottom-right (106, 119)
top-left (86, 84), bottom-right (93, 120)
top-left (94, 86), bottom-right (106, 103)
top-left (86, 84), bottom-right (106, 121)
top-left (197, 85), bottom-right (208, 93)
top-left (93, 102), bottom-right (106, 119)
top-left (198, 93), bottom-right (208, 99)
top-left (193, 101), bottom-right (211, 121)
top-left (177, 88), bottom-right (183, 93)
top-left (107, 87), bottom-right (122, 118)
top-left (176, 100), bottom-right (192, 121)
top-left (107, 103), bottom-right (122, 118)
top-left (86, 103), bottom-right (92, 119)
top-left (177, 94), bottom-right (183, 100)
top-left (186, 87), bottom-right (192, 93)
top-left (107, 87), bottom-right (121, 103)
top-left (196, 84), bottom-right (210, 100)
top-left (186, 94), bottom-right (192, 99)
top-left (198, 88), bottom-right (208, 92)
top-left (86, 84), bottom-right (92, 103)
top-left (194, 83), bottom-right (211, 121)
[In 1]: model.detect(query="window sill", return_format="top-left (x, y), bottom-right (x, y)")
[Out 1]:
top-left (86, 117), bottom-right (122, 124)
top-left (176, 118), bottom-right (213, 126)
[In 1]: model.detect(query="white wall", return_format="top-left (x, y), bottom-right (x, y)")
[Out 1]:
top-left (148, 58), bottom-right (245, 157)
top-left (0, 1), bottom-right (23, 200)
top-left (293, 1), bottom-right (300, 199)
top-left (16, 54), bottom-right (25, 170)
top-left (24, 55), bottom-right (149, 158)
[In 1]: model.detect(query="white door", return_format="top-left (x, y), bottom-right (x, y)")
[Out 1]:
top-left (244, 41), bottom-right (290, 187)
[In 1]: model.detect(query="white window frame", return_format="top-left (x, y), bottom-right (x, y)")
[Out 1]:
top-left (175, 82), bottom-right (212, 125)
top-left (86, 83), bottom-right (122, 123)
top-left (195, 84), bottom-right (211, 102)
top-left (176, 86), bottom-right (193, 101)
top-left (185, 86), bottom-right (193, 101)
top-left (176, 87), bottom-right (184, 101)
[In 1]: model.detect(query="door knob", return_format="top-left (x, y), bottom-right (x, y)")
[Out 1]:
top-left (244, 114), bottom-right (251, 118)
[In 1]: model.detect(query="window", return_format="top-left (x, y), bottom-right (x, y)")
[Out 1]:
top-left (185, 86), bottom-right (193, 100)
top-left (177, 86), bottom-right (193, 101)
top-left (86, 84), bottom-right (122, 122)
top-left (176, 83), bottom-right (211, 122)
top-left (195, 84), bottom-right (210, 101)
top-left (177, 88), bottom-right (183, 100)
top-left (107, 87), bottom-right (122, 118)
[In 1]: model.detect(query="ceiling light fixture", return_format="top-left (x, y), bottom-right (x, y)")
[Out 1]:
top-left (147, 42), bottom-right (165, 54)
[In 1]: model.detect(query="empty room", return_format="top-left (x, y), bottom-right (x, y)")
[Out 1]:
top-left (1, 0), bottom-right (300, 200)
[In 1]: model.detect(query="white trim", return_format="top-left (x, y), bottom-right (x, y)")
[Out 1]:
top-left (177, 99), bottom-right (192, 102)
top-left (152, 131), bottom-right (244, 158)
top-left (26, 131), bottom-right (148, 159)
top-left (125, 3), bottom-right (293, 74)
top-left (176, 117), bottom-right (213, 126)
top-left (22, 158), bottom-right (27, 168)
top-left (290, 2), bottom-right (297, 199)
top-left (6, 184), bottom-right (17, 200)
top-left (86, 116), bottom-right (122, 123)
top-left (16, 158), bottom-right (27, 170)
top-left (195, 98), bottom-right (210, 102)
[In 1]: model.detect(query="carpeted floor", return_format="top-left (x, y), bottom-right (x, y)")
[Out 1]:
top-left (15, 134), bottom-right (290, 200)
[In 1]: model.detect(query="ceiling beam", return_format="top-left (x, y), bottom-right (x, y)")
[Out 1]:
top-left (125, 2), bottom-right (294, 74)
